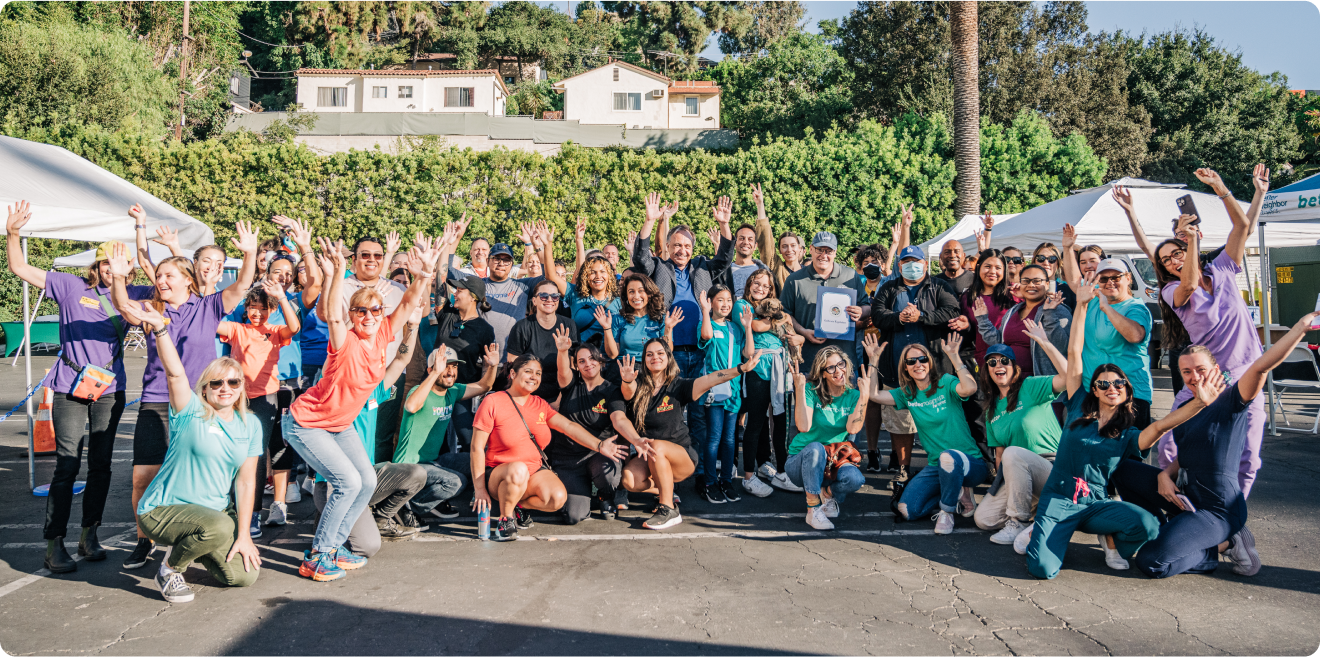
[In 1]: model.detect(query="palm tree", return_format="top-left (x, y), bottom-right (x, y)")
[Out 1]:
top-left (950, 1), bottom-right (980, 219)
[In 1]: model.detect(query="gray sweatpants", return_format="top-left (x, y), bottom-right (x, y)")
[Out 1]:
top-left (313, 462), bottom-right (426, 557)
top-left (974, 446), bottom-right (1053, 530)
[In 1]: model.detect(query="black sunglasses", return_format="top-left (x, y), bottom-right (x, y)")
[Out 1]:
top-left (985, 356), bottom-right (1013, 368)
top-left (904, 355), bottom-right (930, 366)
top-left (1035, 255), bottom-right (1059, 264)
top-left (1093, 379), bottom-right (1128, 391)
top-left (207, 378), bottom-right (243, 390)
top-left (1005, 257), bottom-right (1024, 265)
top-left (535, 292), bottom-right (562, 301)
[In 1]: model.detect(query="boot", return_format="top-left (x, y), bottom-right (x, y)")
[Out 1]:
top-left (44, 539), bottom-right (77, 574)
top-left (78, 523), bottom-right (106, 561)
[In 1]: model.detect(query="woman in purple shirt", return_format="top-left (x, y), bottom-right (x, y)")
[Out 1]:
top-left (109, 217), bottom-right (259, 570)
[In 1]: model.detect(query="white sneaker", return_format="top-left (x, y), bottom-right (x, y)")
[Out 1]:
top-left (958, 486), bottom-right (977, 517)
top-left (263, 483), bottom-right (274, 496)
top-left (265, 501), bottom-right (288, 526)
top-left (1098, 535), bottom-right (1129, 570)
top-left (806, 506), bottom-right (834, 530)
top-left (990, 518), bottom-right (1027, 545)
top-left (742, 476), bottom-right (773, 498)
top-left (820, 496), bottom-right (840, 518)
top-left (285, 482), bottom-right (302, 504)
top-left (1013, 524), bottom-right (1033, 555)
top-left (933, 511), bottom-right (955, 535)
top-left (1223, 526), bottom-right (1261, 576)
top-left (155, 569), bottom-right (194, 604)
top-left (301, 475), bottom-right (315, 495)
top-left (895, 502), bottom-right (909, 521)
top-left (770, 472), bottom-right (803, 492)
top-left (757, 462), bottom-right (778, 480)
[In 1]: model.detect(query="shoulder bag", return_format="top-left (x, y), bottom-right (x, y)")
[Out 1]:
top-left (502, 391), bottom-right (553, 472)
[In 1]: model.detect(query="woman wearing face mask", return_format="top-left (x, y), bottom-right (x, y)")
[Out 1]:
top-left (972, 322), bottom-right (1068, 547)
top-left (109, 220), bottom-right (259, 571)
top-left (973, 264), bottom-right (1072, 379)
top-left (865, 334), bottom-right (987, 535)
top-left (1030, 243), bottom-right (1076, 310)
top-left (788, 347), bottom-right (871, 530)
top-left (1002, 247), bottom-right (1026, 300)
top-left (695, 285), bottom-right (756, 504)
top-left (952, 250), bottom-right (1015, 368)
top-left (602, 273), bottom-right (680, 362)
top-left (507, 280), bottom-right (579, 403)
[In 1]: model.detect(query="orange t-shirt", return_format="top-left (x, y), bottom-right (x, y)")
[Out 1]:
top-left (475, 392), bottom-right (557, 475)
top-left (217, 322), bottom-right (292, 398)
top-left (290, 318), bottom-right (393, 432)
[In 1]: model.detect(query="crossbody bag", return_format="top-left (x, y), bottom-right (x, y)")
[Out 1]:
top-left (61, 290), bottom-right (126, 401)
top-left (503, 391), bottom-right (553, 472)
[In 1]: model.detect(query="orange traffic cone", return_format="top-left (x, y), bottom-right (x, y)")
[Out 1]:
top-left (33, 385), bottom-right (55, 454)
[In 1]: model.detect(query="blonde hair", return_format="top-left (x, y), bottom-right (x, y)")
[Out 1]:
top-left (807, 346), bottom-right (855, 406)
top-left (151, 257), bottom-right (202, 310)
top-left (348, 287), bottom-right (384, 310)
top-left (193, 358), bottom-right (249, 420)
top-left (571, 255), bottom-right (619, 302)
top-left (84, 262), bottom-right (105, 289)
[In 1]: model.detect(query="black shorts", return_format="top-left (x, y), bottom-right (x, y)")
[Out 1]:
top-left (132, 402), bottom-right (171, 466)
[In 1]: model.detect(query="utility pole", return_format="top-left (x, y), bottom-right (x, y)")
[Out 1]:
top-left (175, 0), bottom-right (191, 142)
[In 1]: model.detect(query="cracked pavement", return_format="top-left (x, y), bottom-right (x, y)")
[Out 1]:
top-left (0, 356), bottom-right (1317, 655)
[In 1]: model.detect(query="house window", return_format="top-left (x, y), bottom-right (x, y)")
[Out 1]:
top-left (612, 68), bottom-right (619, 82)
top-left (685, 97), bottom-right (699, 116)
top-left (445, 87), bottom-right (475, 107)
top-left (504, 76), bottom-right (515, 86)
top-left (613, 92), bottom-right (641, 111)
top-left (372, 86), bottom-right (388, 99)
top-left (398, 86), bottom-right (414, 98)
top-left (317, 87), bottom-right (347, 107)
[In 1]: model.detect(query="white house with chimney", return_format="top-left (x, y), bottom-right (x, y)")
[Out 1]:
top-left (295, 69), bottom-right (509, 115)
top-left (551, 61), bottom-right (720, 129)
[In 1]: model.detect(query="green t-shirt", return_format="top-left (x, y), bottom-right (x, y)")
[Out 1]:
top-left (890, 373), bottom-right (980, 458)
top-left (394, 383), bottom-right (467, 464)
top-left (986, 375), bottom-right (1061, 453)
top-left (697, 318), bottom-right (745, 411)
top-left (789, 385), bottom-right (860, 455)
top-left (138, 393), bottom-right (263, 515)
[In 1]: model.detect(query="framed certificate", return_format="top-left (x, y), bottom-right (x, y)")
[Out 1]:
top-left (814, 286), bottom-right (857, 341)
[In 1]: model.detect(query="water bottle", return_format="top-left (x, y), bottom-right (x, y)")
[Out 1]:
top-left (477, 507), bottom-right (490, 540)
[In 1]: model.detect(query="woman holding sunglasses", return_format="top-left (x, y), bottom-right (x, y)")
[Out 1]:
top-left (787, 347), bottom-right (870, 530)
top-left (283, 238), bottom-right (435, 582)
top-left (865, 333), bottom-right (987, 535)
top-left (1030, 243), bottom-right (1076, 310)
top-left (973, 264), bottom-right (1071, 379)
top-left (507, 279), bottom-right (580, 402)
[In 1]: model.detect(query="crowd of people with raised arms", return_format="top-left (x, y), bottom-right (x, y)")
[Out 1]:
top-left (6, 162), bottom-right (1300, 601)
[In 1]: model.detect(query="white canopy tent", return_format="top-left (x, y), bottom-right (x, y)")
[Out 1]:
top-left (52, 241), bottom-right (241, 270)
top-left (917, 213), bottom-right (1019, 253)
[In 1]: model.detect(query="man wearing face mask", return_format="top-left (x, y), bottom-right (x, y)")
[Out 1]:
top-left (780, 232), bottom-right (870, 372)
top-left (870, 245), bottom-right (962, 480)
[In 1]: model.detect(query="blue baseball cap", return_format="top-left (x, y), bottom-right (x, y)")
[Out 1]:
top-left (898, 245), bottom-right (925, 262)
top-left (986, 344), bottom-right (1016, 361)
top-left (489, 243), bottom-right (514, 259)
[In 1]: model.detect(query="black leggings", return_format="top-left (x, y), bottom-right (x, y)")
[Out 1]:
top-left (744, 371), bottom-right (787, 472)
top-left (549, 453), bottom-right (625, 525)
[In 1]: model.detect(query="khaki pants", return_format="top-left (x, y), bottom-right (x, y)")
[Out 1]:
top-left (974, 446), bottom-right (1052, 529)
top-left (139, 504), bottom-right (259, 587)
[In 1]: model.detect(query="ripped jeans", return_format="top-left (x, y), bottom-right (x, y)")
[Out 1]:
top-left (898, 449), bottom-right (989, 518)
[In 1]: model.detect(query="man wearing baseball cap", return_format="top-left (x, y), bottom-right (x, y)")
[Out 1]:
top-left (780, 231), bottom-right (870, 369)
top-left (1079, 257), bottom-right (1154, 427)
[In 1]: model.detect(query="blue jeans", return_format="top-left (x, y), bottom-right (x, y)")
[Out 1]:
top-left (408, 453), bottom-right (471, 515)
top-left (702, 405), bottom-right (737, 482)
top-left (283, 416), bottom-right (377, 554)
top-left (674, 349), bottom-right (706, 468)
top-left (784, 442), bottom-right (866, 502)
top-left (899, 449), bottom-right (989, 517)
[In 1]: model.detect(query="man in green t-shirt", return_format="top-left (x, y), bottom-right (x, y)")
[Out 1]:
top-left (396, 344), bottom-right (498, 521)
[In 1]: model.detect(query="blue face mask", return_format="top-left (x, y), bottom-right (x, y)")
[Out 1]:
top-left (900, 261), bottom-right (925, 280)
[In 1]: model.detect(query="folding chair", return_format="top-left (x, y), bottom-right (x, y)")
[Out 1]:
top-left (124, 326), bottom-right (147, 352)
top-left (1271, 344), bottom-right (1320, 434)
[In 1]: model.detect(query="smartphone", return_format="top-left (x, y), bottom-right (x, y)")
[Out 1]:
top-left (1175, 194), bottom-right (1202, 226)
top-left (1175, 494), bottom-right (1197, 514)
top-left (1049, 279), bottom-right (1057, 295)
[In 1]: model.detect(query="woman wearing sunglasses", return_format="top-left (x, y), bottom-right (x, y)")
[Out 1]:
top-left (865, 333), bottom-right (987, 535)
top-left (283, 238), bottom-right (435, 582)
top-left (115, 300), bottom-right (263, 604)
top-left (1002, 247), bottom-right (1026, 300)
top-left (507, 279), bottom-right (580, 402)
top-left (787, 347), bottom-right (871, 530)
top-left (1030, 243), bottom-right (1076, 310)
top-left (973, 264), bottom-right (1071, 379)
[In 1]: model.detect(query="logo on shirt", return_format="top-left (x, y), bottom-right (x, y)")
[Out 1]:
top-left (537, 412), bottom-right (547, 424)
top-left (591, 399), bottom-right (607, 414)
top-left (433, 405), bottom-right (452, 419)
top-left (657, 396), bottom-right (674, 412)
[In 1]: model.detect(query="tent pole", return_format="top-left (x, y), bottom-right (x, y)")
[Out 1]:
top-left (23, 238), bottom-right (35, 492)
top-left (1260, 224), bottom-right (1277, 436)
top-left (10, 286), bottom-right (44, 367)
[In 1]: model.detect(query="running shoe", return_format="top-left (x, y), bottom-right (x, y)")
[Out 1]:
top-left (1224, 526), bottom-right (1262, 576)
top-left (285, 482), bottom-right (303, 504)
top-left (742, 475), bottom-right (773, 498)
top-left (396, 506), bottom-right (425, 529)
top-left (1098, 535), bottom-right (1129, 570)
top-left (933, 511), bottom-right (955, 535)
top-left (770, 472), bottom-right (803, 492)
top-left (718, 479), bottom-right (741, 502)
top-left (299, 550), bottom-right (346, 582)
top-left (806, 506), bottom-right (834, 530)
top-left (643, 504), bottom-right (682, 530)
top-left (892, 466), bottom-right (910, 486)
top-left (123, 538), bottom-right (155, 570)
top-left (757, 462), bottom-right (778, 480)
top-left (333, 546), bottom-right (368, 570)
top-left (265, 501), bottom-right (288, 526)
top-left (155, 569), bottom-right (194, 603)
top-left (432, 502), bottom-right (460, 519)
top-left (867, 454), bottom-right (882, 473)
top-left (820, 496), bottom-right (840, 519)
top-left (513, 506), bottom-right (534, 530)
top-left (1013, 524), bottom-right (1033, 555)
top-left (376, 516), bottom-right (418, 542)
top-left (990, 518), bottom-right (1027, 545)
top-left (958, 486), bottom-right (977, 518)
top-left (599, 498), bottom-right (618, 520)
top-left (301, 475), bottom-right (315, 495)
top-left (249, 512), bottom-right (263, 539)
top-left (700, 481), bottom-right (727, 504)
top-left (492, 517), bottom-right (519, 541)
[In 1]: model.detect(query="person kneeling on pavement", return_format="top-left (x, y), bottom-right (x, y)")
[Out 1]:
top-left (788, 347), bottom-right (870, 531)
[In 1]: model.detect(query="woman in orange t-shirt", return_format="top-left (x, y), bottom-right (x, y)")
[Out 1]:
top-left (471, 354), bottom-right (624, 542)
top-left (283, 238), bottom-right (434, 582)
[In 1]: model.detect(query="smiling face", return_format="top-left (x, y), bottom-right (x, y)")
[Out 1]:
top-left (453, 287), bottom-right (476, 312)
top-left (389, 254), bottom-right (409, 272)
top-left (1092, 370), bottom-right (1129, 408)
top-left (603, 245), bottom-right (620, 267)
top-left (1003, 249), bottom-right (1024, 277)
top-left (745, 271), bottom-right (771, 302)
top-left (644, 341), bottom-right (670, 374)
top-left (978, 256), bottom-right (1004, 291)
top-left (354, 241), bottom-right (385, 281)
top-left (1019, 268), bottom-right (1049, 302)
top-left (902, 345), bottom-right (931, 383)
top-left (470, 239), bottom-right (490, 267)
top-left (203, 365), bottom-right (244, 411)
top-left (488, 254), bottom-right (514, 282)
top-left (735, 226), bottom-right (757, 258)
top-left (532, 282), bottom-right (560, 316)
top-left (245, 299), bottom-right (272, 326)
top-left (668, 231), bottom-right (694, 269)
top-left (1157, 242), bottom-right (1186, 276)
top-left (821, 353), bottom-right (849, 388)
top-left (626, 279), bottom-right (649, 311)
top-left (436, 362), bottom-right (459, 389)
top-left (574, 347), bottom-right (602, 381)
top-left (941, 240), bottom-right (965, 274)
top-left (267, 259), bottom-right (294, 290)
top-left (779, 234), bottom-right (803, 264)
top-left (986, 353), bottom-right (1018, 388)
top-left (349, 290), bottom-right (384, 335)
top-left (583, 260), bottom-right (611, 293)
top-left (1079, 250), bottom-right (1102, 277)
top-left (1034, 248), bottom-right (1059, 277)
top-left (811, 245), bottom-right (835, 273)
top-left (1096, 268), bottom-right (1131, 302)
top-left (154, 261), bottom-right (192, 304)
top-left (711, 289), bottom-right (733, 320)
top-left (1178, 351), bottom-right (1220, 389)
top-left (195, 247), bottom-right (225, 285)
top-left (510, 360), bottom-right (543, 395)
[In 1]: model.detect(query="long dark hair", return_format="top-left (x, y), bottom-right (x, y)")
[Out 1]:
top-left (524, 279), bottom-right (560, 317)
top-left (963, 249), bottom-right (1014, 310)
top-left (979, 356), bottom-right (1023, 415)
top-left (621, 273), bottom-right (665, 323)
top-left (630, 338), bottom-right (679, 434)
top-left (1070, 364), bottom-right (1136, 438)
top-left (1151, 238), bottom-right (1190, 348)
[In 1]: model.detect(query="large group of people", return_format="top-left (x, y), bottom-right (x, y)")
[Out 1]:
top-left (6, 162), bottom-right (1297, 601)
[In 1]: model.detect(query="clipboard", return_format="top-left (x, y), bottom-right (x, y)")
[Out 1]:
top-left (814, 286), bottom-right (857, 341)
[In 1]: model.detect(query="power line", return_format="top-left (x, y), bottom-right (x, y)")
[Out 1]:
top-left (236, 29), bottom-right (303, 49)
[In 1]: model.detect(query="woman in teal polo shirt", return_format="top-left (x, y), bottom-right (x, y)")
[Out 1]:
top-left (788, 346), bottom-right (871, 531)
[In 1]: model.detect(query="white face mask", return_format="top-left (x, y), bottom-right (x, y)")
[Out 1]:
top-left (900, 261), bottom-right (926, 280)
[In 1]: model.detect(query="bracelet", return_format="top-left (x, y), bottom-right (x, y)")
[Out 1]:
top-left (152, 327), bottom-right (168, 337)
top-left (1218, 191), bottom-right (1232, 199)
top-left (135, 224), bottom-right (145, 230)
top-left (524, 242), bottom-right (533, 248)
top-left (984, 228), bottom-right (991, 232)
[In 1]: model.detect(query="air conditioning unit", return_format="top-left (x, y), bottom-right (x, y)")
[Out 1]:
top-left (651, 89), bottom-right (665, 99)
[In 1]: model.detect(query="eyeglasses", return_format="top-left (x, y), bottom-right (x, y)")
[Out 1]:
top-left (535, 292), bottom-right (562, 301)
top-left (207, 378), bottom-right (242, 390)
top-left (356, 252), bottom-right (385, 261)
top-left (1159, 249), bottom-right (1185, 267)
top-left (1035, 255), bottom-right (1059, 264)
top-left (1093, 379), bottom-right (1128, 391)
top-left (1097, 274), bottom-right (1124, 284)
top-left (823, 362), bottom-right (847, 375)
top-left (350, 305), bottom-right (384, 317)
top-left (904, 355), bottom-right (930, 366)
top-left (1005, 257), bottom-right (1024, 265)
top-left (1020, 277), bottom-right (1048, 286)
top-left (985, 356), bottom-right (1012, 368)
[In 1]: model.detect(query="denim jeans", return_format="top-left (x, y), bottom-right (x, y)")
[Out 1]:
top-left (899, 449), bottom-right (989, 517)
top-left (408, 453), bottom-right (471, 515)
top-left (673, 349), bottom-right (706, 468)
top-left (784, 442), bottom-right (866, 503)
top-left (45, 391), bottom-right (125, 540)
top-left (283, 416), bottom-right (377, 553)
top-left (702, 405), bottom-right (737, 482)
top-left (445, 398), bottom-right (475, 453)
top-left (313, 462), bottom-right (426, 558)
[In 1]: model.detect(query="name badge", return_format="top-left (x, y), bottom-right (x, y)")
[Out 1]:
top-left (713, 330), bottom-right (725, 339)
top-left (367, 398), bottom-right (379, 410)
top-left (79, 296), bottom-right (100, 309)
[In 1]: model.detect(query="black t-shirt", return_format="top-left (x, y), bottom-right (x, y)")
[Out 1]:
top-left (435, 307), bottom-right (496, 384)
top-left (547, 376), bottom-right (627, 461)
top-left (629, 377), bottom-right (697, 448)
top-left (937, 270), bottom-right (976, 296)
top-left (506, 314), bottom-right (579, 402)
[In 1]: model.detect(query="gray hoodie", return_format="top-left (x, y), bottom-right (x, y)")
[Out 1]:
top-left (976, 301), bottom-right (1072, 376)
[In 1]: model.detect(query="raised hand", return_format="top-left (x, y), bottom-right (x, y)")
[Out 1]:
top-left (553, 325), bottom-right (574, 352)
top-left (856, 365), bottom-right (872, 399)
top-left (626, 230), bottom-right (639, 251)
top-left (1076, 271), bottom-right (1099, 305)
top-left (153, 226), bottom-right (181, 250)
top-left (661, 199), bottom-right (679, 221)
top-left (940, 332), bottom-right (963, 358)
top-left (516, 222), bottom-right (534, 246)
top-left (1111, 186), bottom-right (1134, 213)
top-left (697, 290), bottom-right (711, 315)
top-left (232, 220), bottom-right (259, 254)
top-left (888, 222), bottom-right (902, 249)
top-left (386, 231), bottom-right (401, 256)
top-left (477, 343), bottom-right (498, 368)
top-left (644, 192), bottom-right (664, 224)
top-left (121, 299), bottom-right (165, 333)
top-left (974, 229), bottom-right (989, 253)
top-left (593, 306), bottom-right (613, 331)
top-left (1022, 317), bottom-right (1049, 344)
top-left (272, 215), bottom-right (312, 249)
top-left (665, 306), bottom-right (685, 329)
top-left (1253, 163), bottom-right (1271, 194)
top-left (900, 203), bottom-right (915, 227)
top-left (751, 182), bottom-right (764, 209)
top-left (1175, 213), bottom-right (1199, 237)
top-left (792, 370), bottom-right (807, 392)
top-left (534, 221), bottom-right (555, 248)
top-left (260, 276), bottom-right (285, 297)
top-left (414, 232), bottom-right (434, 253)
top-left (713, 195), bottom-right (733, 226)
top-left (575, 217), bottom-right (587, 241)
top-left (972, 296), bottom-right (988, 318)
top-left (107, 241), bottom-right (135, 279)
top-left (618, 355), bottom-right (638, 383)
top-left (1190, 370), bottom-right (1225, 406)
top-left (739, 305), bottom-right (753, 330)
top-left (1061, 223), bottom-right (1077, 250)
top-left (128, 203), bottom-right (146, 227)
top-left (6, 200), bottom-right (31, 236)
top-left (453, 212), bottom-right (471, 240)
top-left (405, 245), bottom-right (436, 278)
top-left (862, 334), bottom-right (887, 363)
top-left (706, 227), bottom-right (720, 247)
top-left (1193, 168), bottom-right (1224, 191)
top-left (1042, 291), bottom-right (1063, 310)
top-left (981, 211), bottom-right (994, 232)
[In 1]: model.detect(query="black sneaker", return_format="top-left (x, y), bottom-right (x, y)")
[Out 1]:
top-left (700, 482), bottom-right (728, 504)
top-left (123, 538), bottom-right (155, 570)
top-left (886, 450), bottom-right (899, 473)
top-left (599, 498), bottom-right (617, 520)
top-left (513, 506), bottom-right (534, 529)
top-left (376, 516), bottom-right (419, 542)
top-left (891, 466), bottom-right (910, 488)
top-left (433, 502), bottom-right (460, 519)
top-left (867, 454), bottom-right (882, 473)
top-left (491, 517), bottom-right (519, 542)
top-left (396, 506), bottom-right (425, 529)
top-left (719, 479), bottom-right (741, 502)
top-left (643, 503), bottom-right (683, 530)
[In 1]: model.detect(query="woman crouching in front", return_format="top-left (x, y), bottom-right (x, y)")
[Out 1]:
top-left (789, 346), bottom-right (871, 530)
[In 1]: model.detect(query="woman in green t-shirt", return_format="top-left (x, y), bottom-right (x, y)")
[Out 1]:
top-left (788, 346), bottom-right (871, 531)
top-left (866, 333), bottom-right (987, 535)
top-left (972, 320), bottom-right (1069, 547)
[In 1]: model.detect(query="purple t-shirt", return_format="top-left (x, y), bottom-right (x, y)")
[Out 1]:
top-left (141, 292), bottom-right (228, 403)
top-left (45, 272), bottom-right (154, 396)
top-left (1161, 250), bottom-right (1263, 373)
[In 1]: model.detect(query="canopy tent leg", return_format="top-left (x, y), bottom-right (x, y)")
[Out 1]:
top-left (1260, 224), bottom-right (1277, 436)
top-left (10, 287), bottom-right (45, 367)
top-left (23, 238), bottom-right (35, 492)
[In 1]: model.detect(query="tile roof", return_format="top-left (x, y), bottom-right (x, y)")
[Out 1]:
top-left (296, 68), bottom-right (508, 94)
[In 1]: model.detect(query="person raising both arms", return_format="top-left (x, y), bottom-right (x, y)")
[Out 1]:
top-left (789, 348), bottom-right (871, 530)
top-left (695, 286), bottom-right (757, 504)
top-left (564, 220), bottom-right (622, 351)
top-left (109, 216), bottom-right (259, 571)
top-left (720, 187), bottom-right (768, 299)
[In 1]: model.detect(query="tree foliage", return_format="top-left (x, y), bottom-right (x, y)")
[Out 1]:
top-left (603, 1), bottom-right (750, 74)
top-left (717, 0), bottom-right (804, 58)
top-left (706, 33), bottom-right (853, 140)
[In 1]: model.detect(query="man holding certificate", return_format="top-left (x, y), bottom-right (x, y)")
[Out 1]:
top-left (779, 232), bottom-right (869, 373)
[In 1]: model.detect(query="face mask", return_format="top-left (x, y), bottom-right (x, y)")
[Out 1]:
top-left (900, 261), bottom-right (925, 280)
top-left (863, 264), bottom-right (882, 280)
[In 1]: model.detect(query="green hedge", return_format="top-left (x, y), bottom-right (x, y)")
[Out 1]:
top-left (4, 110), bottom-right (1105, 317)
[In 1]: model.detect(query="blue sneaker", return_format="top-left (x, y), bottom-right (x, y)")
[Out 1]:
top-left (249, 512), bottom-right (262, 539)
top-left (299, 550), bottom-right (345, 582)
top-left (332, 545), bottom-right (367, 571)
